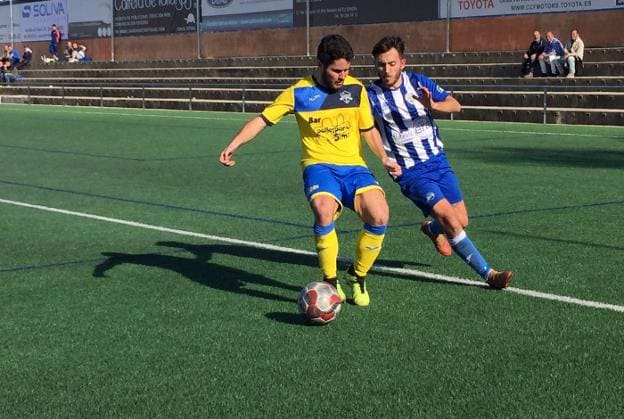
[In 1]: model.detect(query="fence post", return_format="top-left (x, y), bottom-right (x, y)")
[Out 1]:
top-left (242, 88), bottom-right (246, 113)
top-left (543, 87), bottom-right (548, 124)
top-left (100, 86), bottom-right (103, 107)
top-left (61, 84), bottom-right (65, 106)
top-left (196, 0), bottom-right (201, 59)
top-left (188, 87), bottom-right (193, 111)
top-left (27, 84), bottom-right (31, 104)
top-left (450, 88), bottom-right (454, 121)
top-left (141, 86), bottom-right (145, 109)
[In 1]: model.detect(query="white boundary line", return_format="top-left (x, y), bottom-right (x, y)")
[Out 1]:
top-left (2, 197), bottom-right (623, 314)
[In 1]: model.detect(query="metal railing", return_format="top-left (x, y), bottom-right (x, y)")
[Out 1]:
top-left (4, 81), bottom-right (624, 124)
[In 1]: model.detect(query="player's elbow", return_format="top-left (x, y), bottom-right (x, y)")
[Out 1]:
top-left (450, 97), bottom-right (461, 113)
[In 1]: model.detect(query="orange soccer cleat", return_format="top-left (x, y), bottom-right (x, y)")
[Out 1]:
top-left (486, 270), bottom-right (515, 289)
top-left (420, 220), bottom-right (452, 257)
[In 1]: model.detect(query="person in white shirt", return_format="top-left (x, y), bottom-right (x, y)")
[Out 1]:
top-left (564, 29), bottom-right (584, 78)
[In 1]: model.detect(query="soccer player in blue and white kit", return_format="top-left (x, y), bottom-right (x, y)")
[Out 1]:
top-left (367, 36), bottom-right (514, 289)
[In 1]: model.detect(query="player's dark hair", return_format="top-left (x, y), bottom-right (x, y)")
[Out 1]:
top-left (317, 34), bottom-right (354, 66)
top-left (371, 36), bottom-right (405, 58)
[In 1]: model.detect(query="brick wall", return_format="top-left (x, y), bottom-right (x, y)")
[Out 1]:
top-left (12, 9), bottom-right (623, 62)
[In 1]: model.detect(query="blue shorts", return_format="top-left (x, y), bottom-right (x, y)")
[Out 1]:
top-left (49, 43), bottom-right (58, 55)
top-left (396, 153), bottom-right (463, 217)
top-left (303, 163), bottom-right (383, 215)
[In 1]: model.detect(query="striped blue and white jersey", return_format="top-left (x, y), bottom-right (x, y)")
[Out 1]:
top-left (368, 71), bottom-right (449, 169)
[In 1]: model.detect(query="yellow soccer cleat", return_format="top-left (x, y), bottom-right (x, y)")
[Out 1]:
top-left (323, 277), bottom-right (346, 303)
top-left (345, 266), bottom-right (370, 307)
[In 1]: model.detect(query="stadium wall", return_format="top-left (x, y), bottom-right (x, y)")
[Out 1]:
top-left (15, 9), bottom-right (624, 62)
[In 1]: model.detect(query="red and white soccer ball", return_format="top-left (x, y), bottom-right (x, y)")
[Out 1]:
top-left (298, 281), bottom-right (342, 325)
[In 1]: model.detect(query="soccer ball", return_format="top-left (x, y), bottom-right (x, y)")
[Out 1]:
top-left (298, 281), bottom-right (342, 325)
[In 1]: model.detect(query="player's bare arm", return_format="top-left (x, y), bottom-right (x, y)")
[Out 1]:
top-left (361, 128), bottom-right (402, 177)
top-left (219, 116), bottom-right (268, 167)
top-left (416, 87), bottom-right (461, 113)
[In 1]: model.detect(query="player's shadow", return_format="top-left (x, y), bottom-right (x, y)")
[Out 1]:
top-left (93, 240), bottom-right (458, 325)
top-left (93, 241), bottom-right (308, 303)
top-left (157, 240), bottom-right (429, 279)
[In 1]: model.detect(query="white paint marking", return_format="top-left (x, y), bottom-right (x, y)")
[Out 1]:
top-left (2, 197), bottom-right (623, 314)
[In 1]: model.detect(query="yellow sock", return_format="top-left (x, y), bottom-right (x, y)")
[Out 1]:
top-left (315, 228), bottom-right (339, 279)
top-left (353, 226), bottom-right (386, 277)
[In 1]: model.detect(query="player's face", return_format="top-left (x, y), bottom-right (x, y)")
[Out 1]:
top-left (375, 48), bottom-right (406, 89)
top-left (320, 58), bottom-right (350, 91)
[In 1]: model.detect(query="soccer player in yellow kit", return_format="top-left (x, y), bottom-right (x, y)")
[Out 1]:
top-left (219, 34), bottom-right (401, 306)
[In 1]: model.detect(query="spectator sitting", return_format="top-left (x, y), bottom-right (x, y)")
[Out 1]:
top-left (8, 46), bottom-right (20, 66)
top-left (1, 57), bottom-right (17, 84)
top-left (538, 31), bottom-right (565, 76)
top-left (564, 29), bottom-right (584, 78)
top-left (64, 41), bottom-right (77, 62)
top-left (76, 44), bottom-right (91, 62)
top-left (16, 47), bottom-right (32, 69)
top-left (521, 30), bottom-right (546, 78)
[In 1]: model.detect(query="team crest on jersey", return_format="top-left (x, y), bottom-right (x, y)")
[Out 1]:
top-left (339, 91), bottom-right (353, 104)
top-left (426, 192), bottom-right (436, 203)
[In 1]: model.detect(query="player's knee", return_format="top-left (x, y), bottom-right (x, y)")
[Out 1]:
top-left (369, 202), bottom-right (390, 225)
top-left (369, 212), bottom-right (389, 226)
top-left (311, 199), bottom-right (337, 224)
top-left (438, 213), bottom-right (463, 236)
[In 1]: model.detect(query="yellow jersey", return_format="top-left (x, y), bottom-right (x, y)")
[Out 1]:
top-left (261, 75), bottom-right (375, 168)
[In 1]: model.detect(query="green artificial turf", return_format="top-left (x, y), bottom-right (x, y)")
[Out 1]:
top-left (1, 104), bottom-right (623, 417)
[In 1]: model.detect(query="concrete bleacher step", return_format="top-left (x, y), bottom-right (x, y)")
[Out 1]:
top-left (19, 61), bottom-right (624, 80)
top-left (2, 94), bottom-right (622, 126)
top-left (26, 47), bottom-right (623, 69)
top-left (5, 86), bottom-right (624, 110)
top-left (4, 46), bottom-right (623, 126)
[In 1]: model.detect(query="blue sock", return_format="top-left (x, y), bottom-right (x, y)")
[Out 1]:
top-left (428, 220), bottom-right (443, 236)
top-left (449, 231), bottom-right (491, 279)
